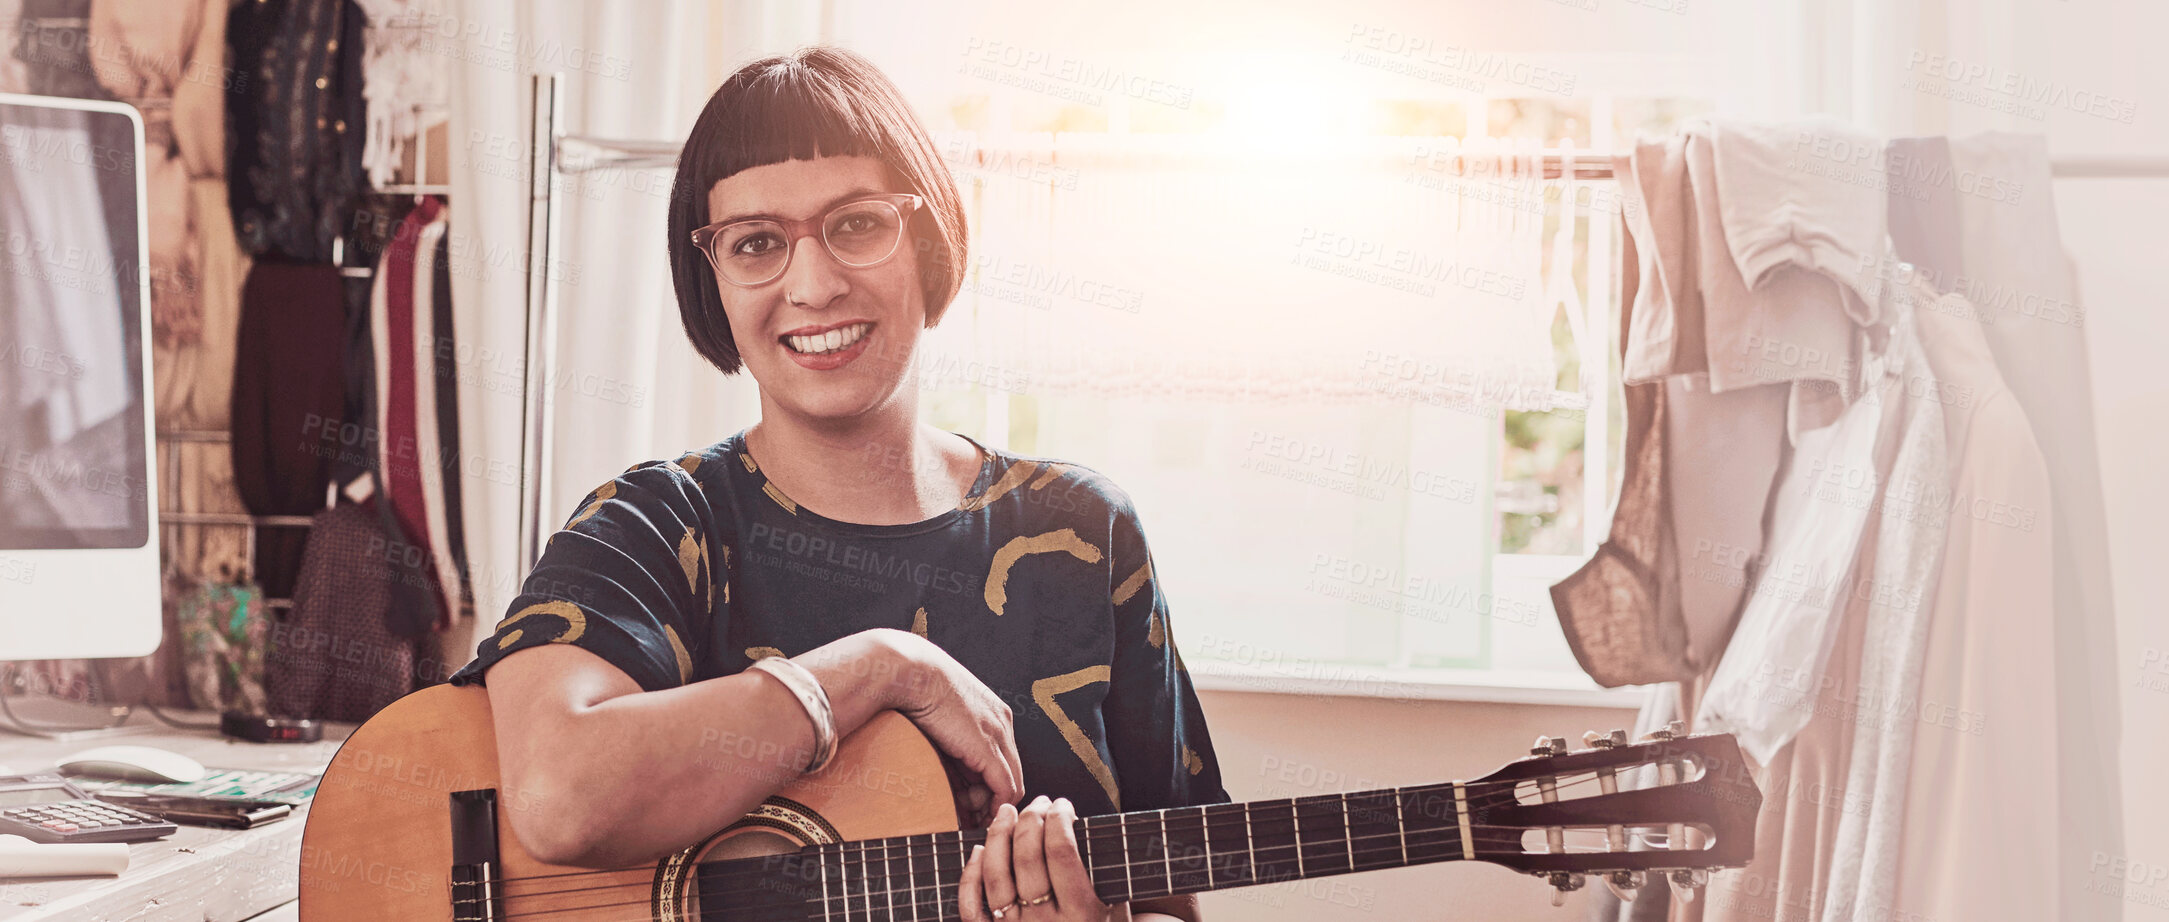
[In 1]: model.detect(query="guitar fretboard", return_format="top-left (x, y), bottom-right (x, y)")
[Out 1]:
top-left (697, 782), bottom-right (1484, 921)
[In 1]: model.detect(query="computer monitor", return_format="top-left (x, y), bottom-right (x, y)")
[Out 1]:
top-left (0, 93), bottom-right (161, 663)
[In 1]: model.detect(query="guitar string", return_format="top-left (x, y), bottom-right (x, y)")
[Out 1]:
top-left (477, 826), bottom-right (1688, 922)
top-left (458, 793), bottom-right (1650, 914)
top-left (469, 817), bottom-right (1694, 920)
top-left (471, 827), bottom-right (1529, 907)
top-left (468, 830), bottom-right (1550, 922)
top-left (450, 766), bottom-right (1633, 893)
top-left (451, 766), bottom-right (1652, 914)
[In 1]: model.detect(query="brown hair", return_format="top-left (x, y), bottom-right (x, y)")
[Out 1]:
top-left (667, 45), bottom-right (968, 375)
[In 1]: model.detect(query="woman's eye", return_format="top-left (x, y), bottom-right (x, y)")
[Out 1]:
top-left (836, 214), bottom-right (877, 235)
top-left (731, 233), bottom-right (782, 257)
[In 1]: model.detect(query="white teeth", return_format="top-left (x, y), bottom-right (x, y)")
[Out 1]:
top-left (784, 323), bottom-right (869, 355)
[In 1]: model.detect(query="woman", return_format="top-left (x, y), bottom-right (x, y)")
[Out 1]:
top-left (447, 46), bottom-right (1226, 922)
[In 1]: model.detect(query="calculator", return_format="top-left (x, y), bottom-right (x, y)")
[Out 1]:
top-left (0, 773), bottom-right (177, 844)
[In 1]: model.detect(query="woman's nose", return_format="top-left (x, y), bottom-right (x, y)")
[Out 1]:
top-left (778, 232), bottom-right (851, 307)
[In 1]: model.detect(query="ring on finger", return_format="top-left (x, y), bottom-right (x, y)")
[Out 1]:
top-left (1022, 892), bottom-right (1054, 907)
top-left (991, 898), bottom-right (1021, 919)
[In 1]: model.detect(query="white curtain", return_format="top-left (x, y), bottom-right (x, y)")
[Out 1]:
top-left (919, 135), bottom-right (1562, 409)
top-left (444, 0), bottom-right (793, 653)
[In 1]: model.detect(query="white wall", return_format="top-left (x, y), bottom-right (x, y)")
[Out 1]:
top-left (1193, 689), bottom-right (1642, 921)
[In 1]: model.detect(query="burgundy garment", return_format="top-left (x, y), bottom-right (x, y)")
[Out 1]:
top-left (229, 260), bottom-right (346, 599)
top-left (373, 196), bottom-right (459, 633)
top-left (265, 498), bottom-right (415, 721)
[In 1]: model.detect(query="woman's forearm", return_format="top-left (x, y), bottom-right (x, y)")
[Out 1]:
top-left (494, 629), bottom-right (925, 866)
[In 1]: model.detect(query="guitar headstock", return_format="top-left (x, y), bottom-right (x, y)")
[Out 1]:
top-left (1461, 722), bottom-right (1761, 904)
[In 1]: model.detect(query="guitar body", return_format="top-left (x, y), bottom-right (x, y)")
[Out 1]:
top-left (299, 683), bottom-right (959, 921)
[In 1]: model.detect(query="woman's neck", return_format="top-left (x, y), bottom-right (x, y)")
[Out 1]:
top-left (744, 405), bottom-right (980, 527)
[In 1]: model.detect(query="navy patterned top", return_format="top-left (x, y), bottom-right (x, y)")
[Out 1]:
top-left (450, 429), bottom-right (1229, 819)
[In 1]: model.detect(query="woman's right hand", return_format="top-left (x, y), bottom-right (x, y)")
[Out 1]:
top-left (836, 628), bottom-right (1023, 827)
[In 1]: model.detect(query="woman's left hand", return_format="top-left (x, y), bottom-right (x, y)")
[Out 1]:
top-left (959, 795), bottom-right (1111, 921)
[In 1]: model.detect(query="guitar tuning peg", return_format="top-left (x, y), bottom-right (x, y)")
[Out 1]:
top-left (1530, 735), bottom-right (1568, 757)
top-left (1641, 720), bottom-right (1686, 742)
top-left (1584, 729), bottom-right (1627, 748)
top-left (1668, 868), bottom-right (1710, 902)
top-left (1545, 871), bottom-right (1586, 907)
top-left (1604, 870), bottom-right (1647, 902)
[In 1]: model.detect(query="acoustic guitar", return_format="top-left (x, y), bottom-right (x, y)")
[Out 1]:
top-left (298, 684), bottom-right (1759, 920)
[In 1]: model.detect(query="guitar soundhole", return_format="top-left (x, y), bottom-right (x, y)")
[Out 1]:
top-left (706, 827), bottom-right (805, 861)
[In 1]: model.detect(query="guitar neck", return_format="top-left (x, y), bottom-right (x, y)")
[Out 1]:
top-left (1073, 783), bottom-right (1479, 903)
top-left (704, 782), bottom-right (1483, 918)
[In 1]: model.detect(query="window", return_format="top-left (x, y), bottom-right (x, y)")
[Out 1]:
top-left (845, 12), bottom-right (1716, 702)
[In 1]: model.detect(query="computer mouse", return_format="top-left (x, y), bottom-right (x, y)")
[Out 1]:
top-left (57, 745), bottom-right (208, 784)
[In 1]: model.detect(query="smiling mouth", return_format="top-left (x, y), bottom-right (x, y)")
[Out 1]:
top-left (780, 322), bottom-right (873, 355)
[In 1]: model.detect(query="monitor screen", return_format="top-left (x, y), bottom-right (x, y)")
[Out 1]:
top-left (0, 99), bottom-right (151, 551)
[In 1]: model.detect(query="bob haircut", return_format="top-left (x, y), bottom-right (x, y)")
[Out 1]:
top-left (667, 46), bottom-right (969, 375)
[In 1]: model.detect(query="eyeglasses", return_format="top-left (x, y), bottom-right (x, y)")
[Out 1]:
top-left (690, 193), bottom-right (924, 288)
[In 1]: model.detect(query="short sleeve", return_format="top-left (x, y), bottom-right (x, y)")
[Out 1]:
top-left (1098, 490), bottom-right (1231, 811)
top-left (448, 460), bottom-right (724, 692)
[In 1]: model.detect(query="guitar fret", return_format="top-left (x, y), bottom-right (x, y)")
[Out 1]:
top-left (957, 831), bottom-right (969, 920)
top-left (1244, 805), bottom-right (1256, 885)
top-left (1159, 808), bottom-right (1172, 891)
top-left (1291, 800), bottom-right (1304, 878)
top-left (1395, 786), bottom-right (1408, 866)
top-left (862, 839), bottom-right (872, 921)
top-left (1120, 811), bottom-right (1133, 901)
top-left (1293, 794), bottom-right (1353, 875)
top-left (1201, 808), bottom-right (1211, 886)
top-left (1076, 815), bottom-right (1091, 902)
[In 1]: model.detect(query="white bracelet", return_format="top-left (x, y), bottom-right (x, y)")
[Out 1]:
top-left (747, 656), bottom-right (837, 774)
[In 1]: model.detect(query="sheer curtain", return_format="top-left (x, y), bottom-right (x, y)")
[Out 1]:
top-left (919, 135), bottom-right (1563, 409)
top-left (444, 0), bottom-right (780, 654)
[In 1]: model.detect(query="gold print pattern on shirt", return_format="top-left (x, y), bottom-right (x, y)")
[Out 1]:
top-left (958, 459), bottom-right (1040, 513)
top-left (1027, 463), bottom-right (1069, 492)
top-left (675, 452), bottom-right (703, 477)
top-left (566, 481), bottom-right (617, 529)
top-left (494, 600), bottom-right (587, 650)
top-left (911, 607), bottom-right (929, 638)
top-left (1182, 745), bottom-right (1204, 776)
top-left (1113, 562), bottom-right (1164, 648)
top-left (665, 625), bottom-right (694, 684)
top-left (759, 479), bottom-right (798, 514)
top-left (1033, 665), bottom-right (1119, 810)
top-left (746, 646), bottom-right (784, 661)
top-left (677, 527), bottom-right (709, 600)
top-left (985, 529), bottom-right (1103, 616)
top-left (1113, 561), bottom-right (1151, 606)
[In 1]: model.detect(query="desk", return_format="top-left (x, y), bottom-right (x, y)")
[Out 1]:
top-left (0, 710), bottom-right (353, 922)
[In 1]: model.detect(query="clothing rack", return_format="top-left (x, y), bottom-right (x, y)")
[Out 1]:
top-left (514, 69), bottom-right (2169, 568)
top-left (154, 429), bottom-right (306, 610)
top-left (157, 91), bottom-right (451, 603)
